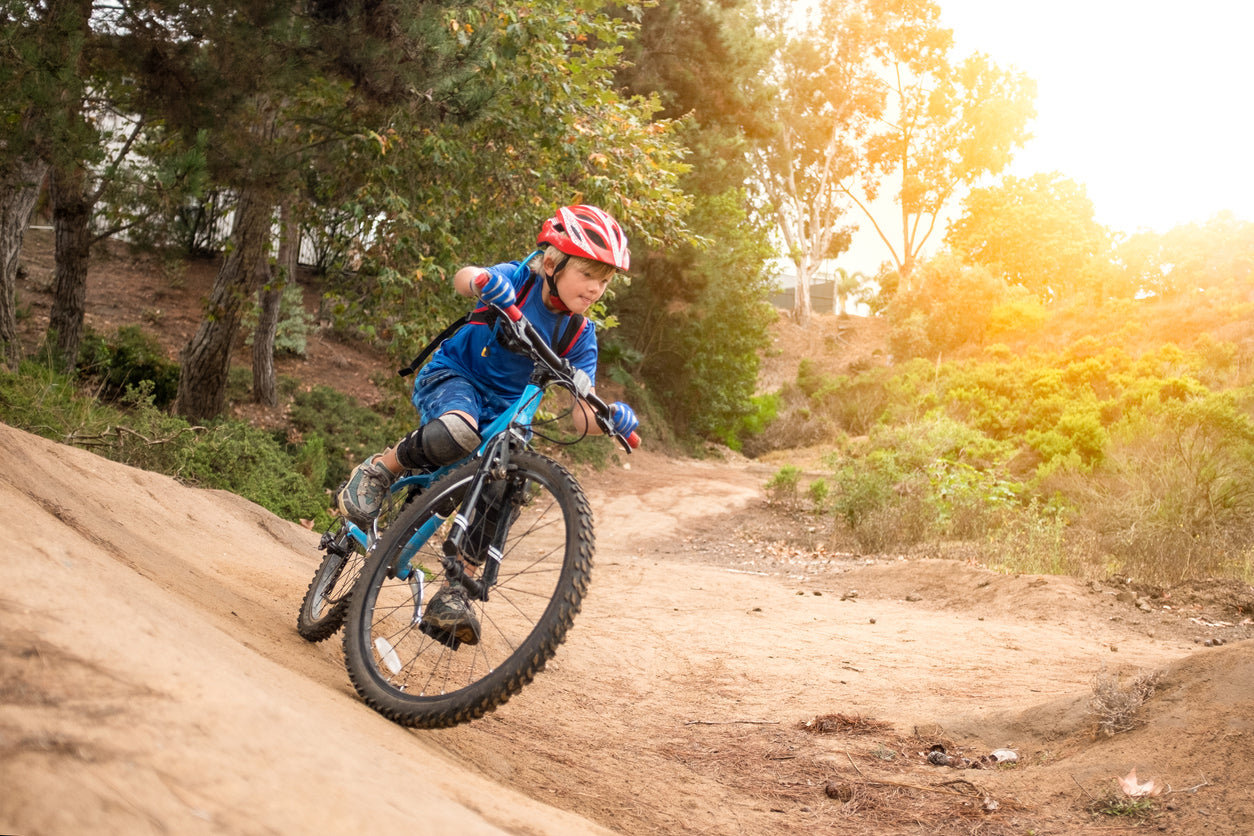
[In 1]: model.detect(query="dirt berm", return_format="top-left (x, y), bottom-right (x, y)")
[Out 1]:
top-left (2, 421), bottom-right (1251, 835)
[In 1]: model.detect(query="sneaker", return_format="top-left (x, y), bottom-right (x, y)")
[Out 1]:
top-left (337, 455), bottom-right (397, 524)
top-left (421, 585), bottom-right (481, 645)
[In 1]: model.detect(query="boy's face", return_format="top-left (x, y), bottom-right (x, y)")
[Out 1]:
top-left (550, 262), bottom-right (612, 315)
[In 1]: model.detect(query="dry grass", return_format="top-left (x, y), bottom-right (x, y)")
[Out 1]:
top-left (1088, 668), bottom-right (1163, 737)
top-left (800, 713), bottom-right (895, 736)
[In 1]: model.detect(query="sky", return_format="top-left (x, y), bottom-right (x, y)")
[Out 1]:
top-left (837, 0), bottom-right (1254, 275)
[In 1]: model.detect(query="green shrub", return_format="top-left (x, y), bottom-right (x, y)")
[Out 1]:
top-left (806, 372), bottom-right (889, 436)
top-left (175, 420), bottom-right (326, 522)
top-left (829, 450), bottom-right (901, 530)
top-left (718, 392), bottom-right (779, 451)
top-left (287, 384), bottom-right (409, 490)
top-left (77, 326), bottom-right (180, 408)
top-left (765, 465), bottom-right (802, 507)
top-left (807, 477), bottom-right (830, 510)
top-left (0, 362), bottom-right (331, 528)
top-left (245, 284), bottom-right (316, 357)
top-left (0, 359), bottom-right (110, 439)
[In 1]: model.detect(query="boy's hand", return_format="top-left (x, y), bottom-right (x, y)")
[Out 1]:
top-left (477, 270), bottom-right (516, 309)
top-left (608, 402), bottom-right (638, 439)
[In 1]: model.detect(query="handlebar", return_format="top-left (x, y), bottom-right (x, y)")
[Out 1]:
top-left (474, 272), bottom-right (640, 451)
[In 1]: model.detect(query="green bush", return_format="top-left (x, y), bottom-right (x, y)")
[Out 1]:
top-left (765, 465), bottom-right (802, 507)
top-left (77, 326), bottom-right (180, 408)
top-left (287, 384), bottom-right (409, 490)
top-left (817, 416), bottom-right (1021, 553)
top-left (718, 392), bottom-right (779, 452)
top-left (754, 258), bottom-right (1254, 583)
top-left (0, 359), bottom-right (109, 439)
top-left (0, 362), bottom-right (331, 528)
top-left (806, 477), bottom-right (830, 510)
top-left (829, 450), bottom-right (903, 530)
top-left (176, 421), bottom-right (327, 522)
top-left (245, 284), bottom-right (316, 357)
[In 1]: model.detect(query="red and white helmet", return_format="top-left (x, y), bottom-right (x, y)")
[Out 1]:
top-left (537, 204), bottom-right (630, 271)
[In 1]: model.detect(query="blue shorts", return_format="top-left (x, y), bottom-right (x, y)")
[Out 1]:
top-left (412, 365), bottom-right (511, 428)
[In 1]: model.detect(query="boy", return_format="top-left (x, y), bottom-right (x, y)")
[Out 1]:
top-left (337, 204), bottom-right (639, 643)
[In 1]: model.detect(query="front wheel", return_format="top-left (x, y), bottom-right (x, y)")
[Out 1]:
top-left (342, 451), bottom-right (594, 728)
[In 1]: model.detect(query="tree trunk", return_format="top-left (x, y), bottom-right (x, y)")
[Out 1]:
top-left (253, 202), bottom-right (296, 407)
top-left (48, 161), bottom-right (91, 372)
top-left (791, 255), bottom-right (815, 328)
top-left (0, 158), bottom-right (49, 368)
top-left (899, 249), bottom-right (916, 294)
top-left (792, 279), bottom-right (812, 327)
top-left (174, 189), bottom-right (273, 421)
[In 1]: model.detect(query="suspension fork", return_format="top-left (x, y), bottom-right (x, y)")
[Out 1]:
top-left (441, 432), bottom-right (515, 600)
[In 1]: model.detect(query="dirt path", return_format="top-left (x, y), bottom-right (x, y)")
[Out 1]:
top-left (1, 423), bottom-right (1252, 835)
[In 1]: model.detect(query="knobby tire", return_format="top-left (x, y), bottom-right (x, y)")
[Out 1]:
top-left (296, 526), bottom-right (364, 642)
top-left (297, 487), bottom-right (420, 642)
top-left (341, 451), bottom-right (594, 728)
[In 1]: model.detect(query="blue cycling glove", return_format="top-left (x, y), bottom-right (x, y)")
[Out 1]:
top-left (608, 402), bottom-right (638, 438)
top-left (477, 270), bottom-right (516, 309)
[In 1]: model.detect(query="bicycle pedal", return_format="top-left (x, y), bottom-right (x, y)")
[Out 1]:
top-left (418, 620), bottom-right (462, 650)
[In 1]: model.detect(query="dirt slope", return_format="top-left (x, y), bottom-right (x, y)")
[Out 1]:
top-left (0, 422), bottom-right (612, 835)
top-left (3, 420), bottom-right (1252, 835)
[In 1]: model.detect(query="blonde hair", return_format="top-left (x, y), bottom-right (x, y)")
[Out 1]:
top-left (533, 245), bottom-right (617, 281)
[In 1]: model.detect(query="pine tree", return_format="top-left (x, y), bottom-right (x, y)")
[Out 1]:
top-left (613, 0), bottom-right (778, 440)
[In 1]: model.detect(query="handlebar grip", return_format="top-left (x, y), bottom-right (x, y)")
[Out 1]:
top-left (625, 431), bottom-right (641, 449)
top-left (473, 271), bottom-right (522, 321)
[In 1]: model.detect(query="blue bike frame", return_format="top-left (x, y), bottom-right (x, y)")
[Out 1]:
top-left (341, 380), bottom-right (548, 583)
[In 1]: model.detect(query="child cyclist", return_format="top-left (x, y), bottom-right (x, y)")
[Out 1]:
top-left (336, 204), bottom-right (640, 644)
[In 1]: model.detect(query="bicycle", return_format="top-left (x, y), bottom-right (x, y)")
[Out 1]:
top-left (301, 274), bottom-right (638, 727)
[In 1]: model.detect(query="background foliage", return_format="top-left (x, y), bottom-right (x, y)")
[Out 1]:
top-left (754, 261), bottom-right (1254, 586)
top-left (4, 1), bottom-right (1254, 593)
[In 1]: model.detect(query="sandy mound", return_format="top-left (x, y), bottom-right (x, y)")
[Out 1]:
top-left (0, 422), bottom-right (608, 835)
top-left (2, 419), bottom-right (1252, 835)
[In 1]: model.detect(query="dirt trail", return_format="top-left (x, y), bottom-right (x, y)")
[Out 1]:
top-left (2, 421), bottom-right (1252, 835)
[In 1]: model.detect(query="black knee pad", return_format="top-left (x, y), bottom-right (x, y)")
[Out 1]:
top-left (396, 413), bottom-right (480, 470)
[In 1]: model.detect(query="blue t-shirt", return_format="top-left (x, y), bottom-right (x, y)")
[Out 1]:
top-left (423, 261), bottom-right (598, 404)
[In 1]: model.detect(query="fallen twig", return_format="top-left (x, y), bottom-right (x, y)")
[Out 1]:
top-left (684, 719), bottom-right (780, 726)
top-left (64, 424), bottom-right (208, 448)
top-left (1071, 774), bottom-right (1098, 801)
top-left (1168, 778), bottom-right (1211, 795)
top-left (851, 777), bottom-right (983, 797)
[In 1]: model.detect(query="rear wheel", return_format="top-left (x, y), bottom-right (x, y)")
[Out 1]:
top-left (297, 484), bottom-right (421, 642)
top-left (296, 523), bottom-right (365, 642)
top-left (342, 451), bottom-right (593, 728)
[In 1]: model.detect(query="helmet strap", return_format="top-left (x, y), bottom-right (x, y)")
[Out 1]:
top-left (545, 253), bottom-right (572, 312)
